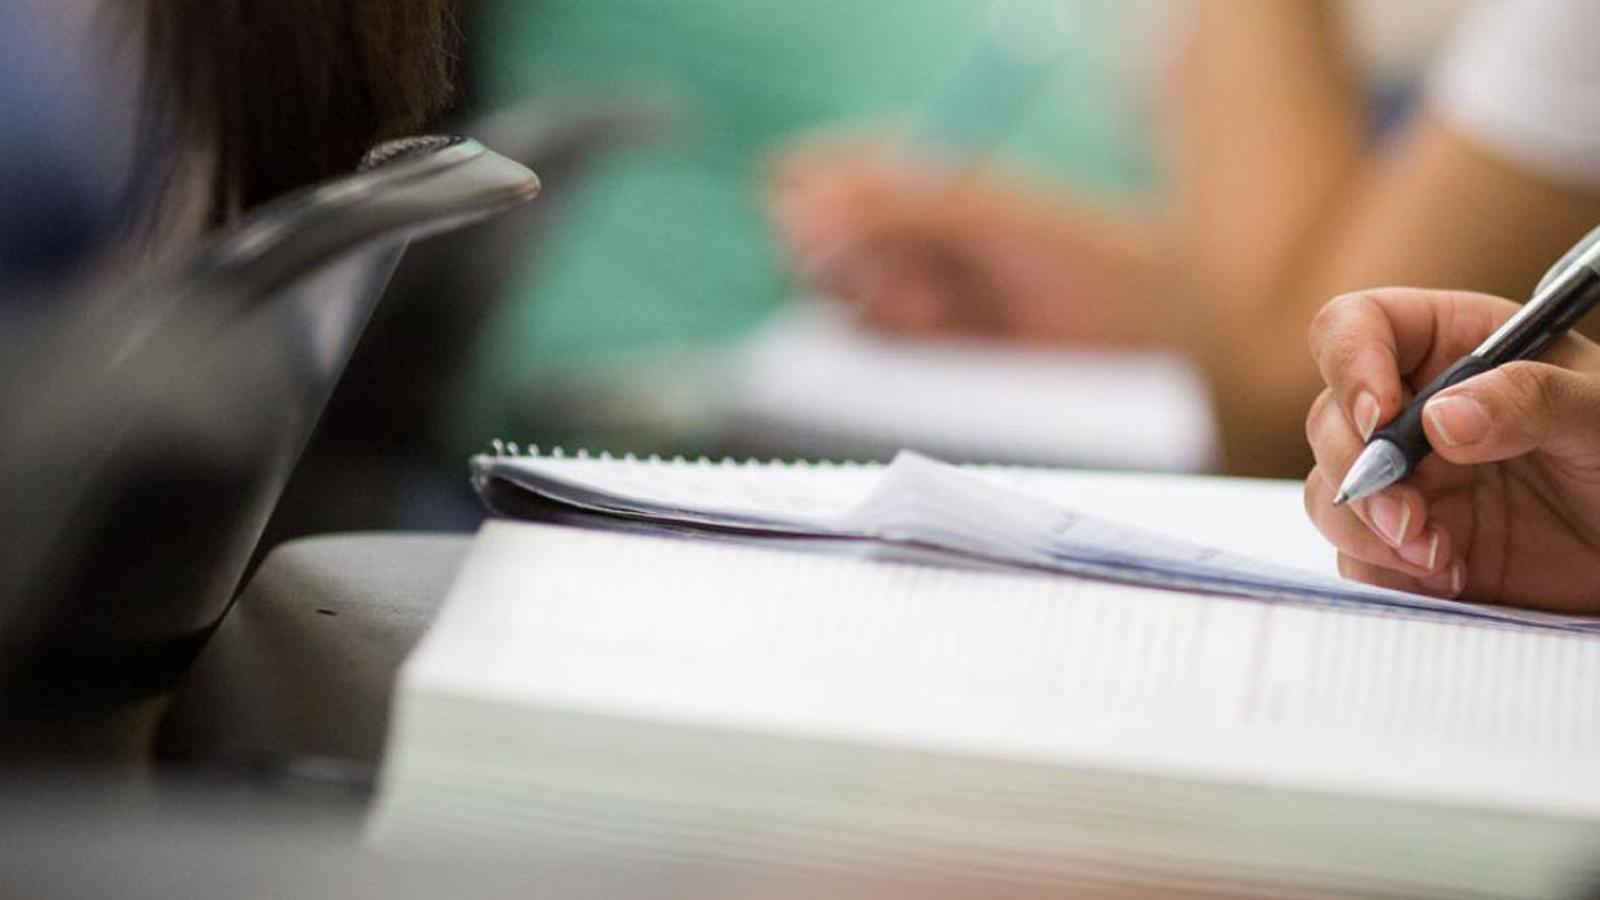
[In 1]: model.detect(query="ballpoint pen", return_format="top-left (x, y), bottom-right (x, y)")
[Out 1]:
top-left (1334, 223), bottom-right (1600, 506)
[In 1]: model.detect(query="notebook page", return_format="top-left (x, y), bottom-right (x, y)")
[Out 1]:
top-left (843, 453), bottom-right (1600, 631)
top-left (410, 523), bottom-right (1600, 819)
top-left (473, 452), bottom-right (877, 532)
top-left (481, 452), bottom-right (1332, 570)
top-left (477, 450), bottom-right (1600, 631)
top-left (991, 467), bottom-right (1333, 574)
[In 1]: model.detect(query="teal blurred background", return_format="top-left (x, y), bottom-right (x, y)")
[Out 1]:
top-left (462, 0), bottom-right (1158, 437)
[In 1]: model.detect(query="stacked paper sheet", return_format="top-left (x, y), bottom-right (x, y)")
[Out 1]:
top-left (373, 522), bottom-right (1600, 898)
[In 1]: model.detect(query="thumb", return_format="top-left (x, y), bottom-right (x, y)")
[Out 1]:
top-left (1422, 361), bottom-right (1600, 465)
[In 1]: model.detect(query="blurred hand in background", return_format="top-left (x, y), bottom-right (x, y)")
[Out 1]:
top-left (766, 139), bottom-right (1168, 348)
top-left (763, 0), bottom-right (1600, 479)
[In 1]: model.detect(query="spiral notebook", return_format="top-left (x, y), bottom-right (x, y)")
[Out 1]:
top-left (469, 448), bottom-right (1599, 633)
top-left (374, 450), bottom-right (1600, 896)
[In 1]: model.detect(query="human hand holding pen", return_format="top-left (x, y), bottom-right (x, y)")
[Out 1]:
top-left (1303, 288), bottom-right (1600, 610)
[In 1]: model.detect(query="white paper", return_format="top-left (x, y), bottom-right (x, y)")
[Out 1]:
top-left (402, 522), bottom-right (1600, 821)
top-left (477, 450), bottom-right (1600, 632)
top-left (723, 304), bottom-right (1217, 470)
top-left (375, 519), bottom-right (1600, 896)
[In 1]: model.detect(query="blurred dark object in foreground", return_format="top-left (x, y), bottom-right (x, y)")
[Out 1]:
top-left (260, 98), bottom-right (668, 544)
top-left (0, 138), bottom-right (538, 753)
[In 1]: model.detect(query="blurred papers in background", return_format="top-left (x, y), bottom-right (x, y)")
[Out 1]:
top-left (459, 0), bottom-right (1166, 456)
top-left (453, 0), bottom-right (1471, 474)
top-left (520, 302), bottom-right (1217, 471)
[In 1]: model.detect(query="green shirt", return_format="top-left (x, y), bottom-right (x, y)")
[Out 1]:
top-left (467, 0), bottom-right (1153, 433)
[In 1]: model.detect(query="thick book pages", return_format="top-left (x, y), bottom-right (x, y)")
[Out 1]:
top-left (472, 449), bottom-right (1600, 633)
top-left (373, 521), bottom-right (1600, 898)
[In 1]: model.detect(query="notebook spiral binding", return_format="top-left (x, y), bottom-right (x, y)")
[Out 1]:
top-left (485, 440), bottom-right (869, 471)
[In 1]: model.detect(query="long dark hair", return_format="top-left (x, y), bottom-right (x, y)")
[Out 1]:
top-left (138, 0), bottom-right (459, 226)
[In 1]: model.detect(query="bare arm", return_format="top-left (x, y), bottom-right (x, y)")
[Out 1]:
top-left (1176, 1), bottom-right (1600, 475)
top-left (1172, 0), bottom-right (1364, 311)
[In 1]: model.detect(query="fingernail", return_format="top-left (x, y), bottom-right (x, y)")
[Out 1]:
top-left (1398, 528), bottom-right (1441, 571)
top-left (1450, 562), bottom-right (1465, 596)
top-left (1354, 392), bottom-right (1381, 441)
top-left (1425, 394), bottom-right (1491, 446)
top-left (1367, 494), bottom-right (1410, 548)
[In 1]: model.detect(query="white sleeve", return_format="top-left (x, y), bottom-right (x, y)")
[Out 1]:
top-left (1429, 0), bottom-right (1600, 186)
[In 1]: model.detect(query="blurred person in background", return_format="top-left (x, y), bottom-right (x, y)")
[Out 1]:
top-left (458, 0), bottom-right (1155, 441)
top-left (769, 0), bottom-right (1600, 477)
top-left (0, 0), bottom-right (459, 293)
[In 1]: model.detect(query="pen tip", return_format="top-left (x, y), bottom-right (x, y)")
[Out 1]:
top-left (1331, 491), bottom-right (1350, 507)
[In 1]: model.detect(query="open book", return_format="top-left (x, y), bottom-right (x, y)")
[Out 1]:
top-left (374, 452), bottom-right (1600, 897)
